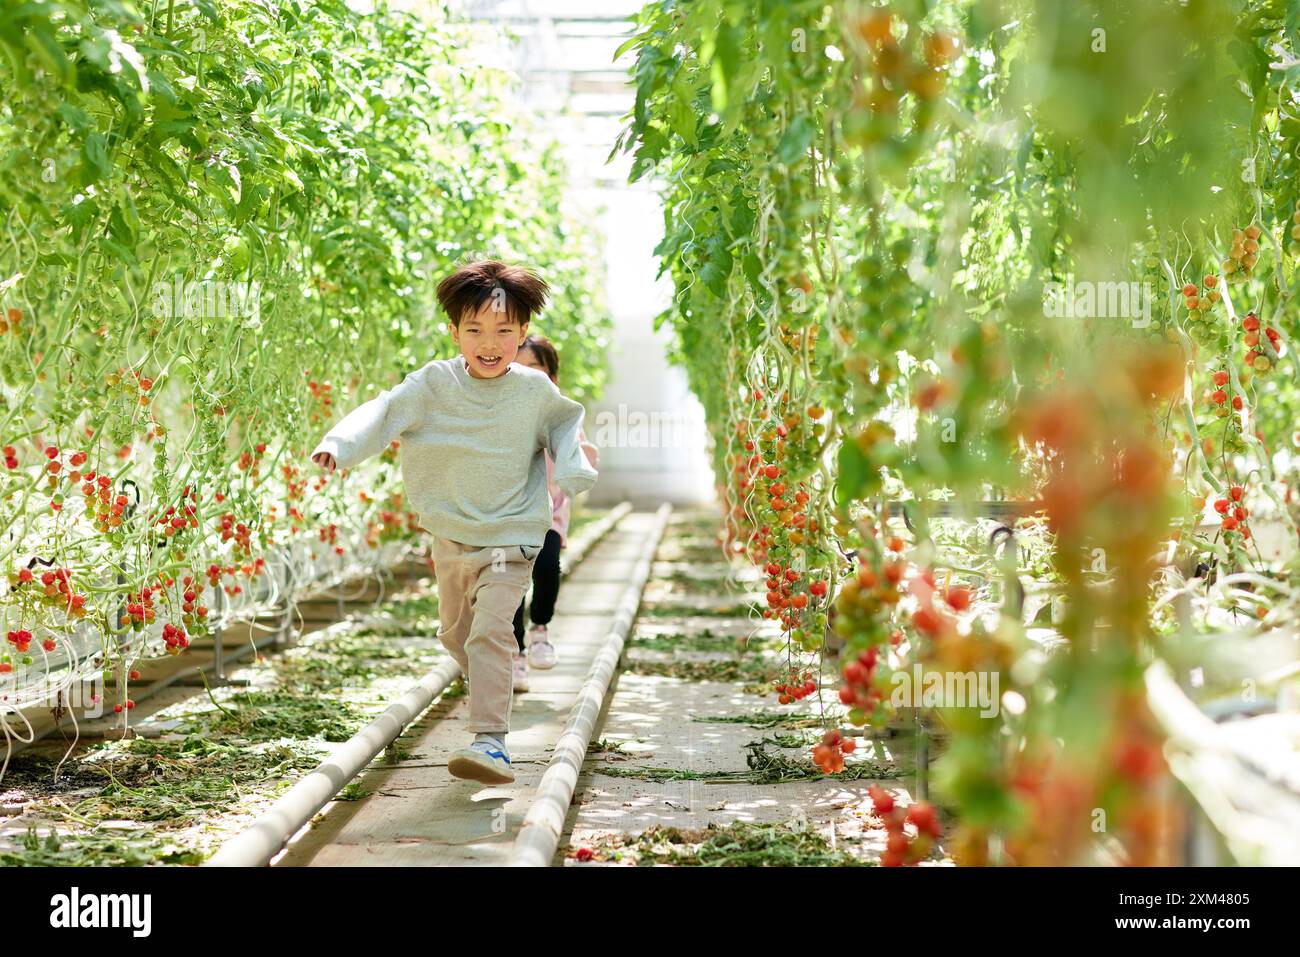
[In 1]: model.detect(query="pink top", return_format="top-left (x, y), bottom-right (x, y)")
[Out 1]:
top-left (548, 428), bottom-right (599, 546)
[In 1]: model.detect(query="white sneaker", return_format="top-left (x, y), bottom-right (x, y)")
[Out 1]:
top-left (448, 735), bottom-right (514, 785)
top-left (512, 652), bottom-right (530, 692)
top-left (527, 625), bottom-right (557, 669)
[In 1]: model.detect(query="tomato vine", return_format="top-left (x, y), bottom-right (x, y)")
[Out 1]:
top-left (0, 1), bottom-right (609, 716)
top-left (619, 0), bottom-right (1300, 864)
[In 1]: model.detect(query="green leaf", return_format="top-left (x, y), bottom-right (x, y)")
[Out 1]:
top-left (632, 44), bottom-right (662, 131)
top-left (669, 69), bottom-right (699, 148)
top-left (108, 202), bottom-right (138, 248)
top-left (775, 115), bottom-right (814, 165)
top-left (613, 32), bottom-right (642, 62)
top-left (148, 69), bottom-right (178, 104)
top-left (80, 133), bottom-right (112, 185)
top-left (62, 196), bottom-right (98, 239)
top-left (26, 22), bottom-right (71, 85)
top-left (835, 440), bottom-right (878, 506)
top-left (729, 196), bottom-right (755, 238)
top-left (56, 103), bottom-right (91, 133)
top-left (710, 23), bottom-right (741, 114)
top-left (79, 35), bottom-right (112, 72)
top-left (699, 261), bottom-right (725, 298)
top-left (700, 236), bottom-right (733, 297)
top-left (667, 101), bottom-right (692, 146)
top-left (99, 237), bottom-right (137, 266)
top-left (235, 181), bottom-right (269, 225)
top-left (280, 166), bottom-right (304, 192)
top-left (193, 0), bottom-right (224, 23)
top-left (1014, 126), bottom-right (1035, 194)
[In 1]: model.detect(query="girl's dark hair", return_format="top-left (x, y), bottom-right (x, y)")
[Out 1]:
top-left (436, 260), bottom-right (549, 327)
top-left (519, 335), bottom-right (560, 382)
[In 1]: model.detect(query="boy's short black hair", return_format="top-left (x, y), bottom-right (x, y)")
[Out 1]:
top-left (436, 260), bottom-right (549, 327)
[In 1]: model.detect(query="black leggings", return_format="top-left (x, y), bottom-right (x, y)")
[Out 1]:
top-left (514, 529), bottom-right (563, 651)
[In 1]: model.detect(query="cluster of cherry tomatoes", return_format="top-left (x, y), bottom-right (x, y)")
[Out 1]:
top-left (150, 484), bottom-right (200, 540)
top-left (123, 586), bottom-right (158, 631)
top-left (723, 387), bottom-right (835, 663)
top-left (1208, 368), bottom-right (1242, 414)
top-left (2, 629), bottom-right (47, 672)
top-left (811, 727), bottom-right (856, 773)
top-left (176, 573), bottom-right (211, 631)
top-left (1241, 311), bottom-right (1282, 376)
top-left (103, 367), bottom-right (156, 414)
top-left (908, 567), bottom-right (972, 643)
top-left (869, 785), bottom-right (943, 867)
top-left (831, 544), bottom-right (906, 726)
top-left (838, 645), bottom-right (884, 716)
top-left (78, 470), bottom-right (129, 533)
top-left (237, 441), bottom-right (269, 477)
top-left (850, 8), bottom-right (958, 110)
top-left (10, 565), bottom-right (89, 619)
top-left (33, 445), bottom-right (89, 515)
top-left (1180, 275), bottom-right (1220, 347)
top-left (1222, 224), bottom-right (1261, 281)
top-left (317, 521), bottom-right (345, 557)
top-left (160, 622), bottom-right (190, 656)
top-left (1213, 485), bottom-right (1251, 543)
top-left (4, 629), bottom-right (35, 652)
top-left (219, 512), bottom-right (255, 558)
top-left (204, 557), bottom-right (265, 596)
top-left (761, 559), bottom-right (824, 618)
top-left (305, 376), bottom-right (337, 428)
top-left (773, 668), bottom-right (817, 704)
top-left (356, 488), bottom-right (421, 548)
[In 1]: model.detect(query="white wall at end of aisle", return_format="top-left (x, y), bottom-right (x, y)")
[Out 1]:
top-left (452, 0), bottom-right (718, 508)
top-left (575, 185), bottom-right (716, 508)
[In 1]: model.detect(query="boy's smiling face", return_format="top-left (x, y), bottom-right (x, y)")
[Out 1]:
top-left (450, 302), bottom-right (527, 379)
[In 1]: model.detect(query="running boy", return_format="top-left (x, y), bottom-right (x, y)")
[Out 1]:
top-left (309, 261), bottom-right (598, 785)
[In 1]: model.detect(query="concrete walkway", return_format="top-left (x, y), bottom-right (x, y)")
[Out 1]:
top-left (274, 512), bottom-right (661, 866)
top-left (555, 512), bottom-right (940, 866)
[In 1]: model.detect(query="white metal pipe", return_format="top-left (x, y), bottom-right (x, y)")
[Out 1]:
top-left (509, 503), bottom-right (672, 867)
top-left (205, 656), bottom-right (463, 867)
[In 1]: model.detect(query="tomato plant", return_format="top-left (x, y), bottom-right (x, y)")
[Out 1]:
top-left (0, 1), bottom-right (608, 717)
top-left (618, 0), bottom-right (1300, 865)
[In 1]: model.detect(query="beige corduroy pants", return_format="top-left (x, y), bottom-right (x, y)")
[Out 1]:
top-left (431, 538), bottom-right (540, 734)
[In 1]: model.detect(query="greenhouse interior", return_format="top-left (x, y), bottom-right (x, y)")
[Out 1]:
top-left (0, 0), bottom-right (1292, 931)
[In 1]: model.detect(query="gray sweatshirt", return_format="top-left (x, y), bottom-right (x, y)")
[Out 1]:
top-left (309, 356), bottom-right (598, 547)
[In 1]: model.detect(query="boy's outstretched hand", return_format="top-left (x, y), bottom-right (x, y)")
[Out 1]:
top-left (312, 451), bottom-right (337, 473)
